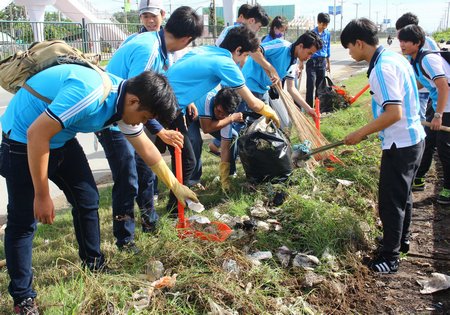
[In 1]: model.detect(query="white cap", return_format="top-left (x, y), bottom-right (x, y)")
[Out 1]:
top-left (139, 0), bottom-right (163, 16)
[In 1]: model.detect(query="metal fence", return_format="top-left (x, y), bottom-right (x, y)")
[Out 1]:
top-left (0, 20), bottom-right (390, 61)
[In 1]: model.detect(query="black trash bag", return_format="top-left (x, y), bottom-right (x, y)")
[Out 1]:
top-left (238, 117), bottom-right (293, 183)
top-left (317, 76), bottom-right (350, 113)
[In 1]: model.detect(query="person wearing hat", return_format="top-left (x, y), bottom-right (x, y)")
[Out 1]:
top-left (121, 0), bottom-right (165, 46)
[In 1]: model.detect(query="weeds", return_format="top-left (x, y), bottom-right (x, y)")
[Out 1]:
top-left (0, 73), bottom-right (383, 314)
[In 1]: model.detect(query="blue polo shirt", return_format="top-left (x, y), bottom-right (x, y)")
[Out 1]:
top-left (107, 28), bottom-right (171, 134)
top-left (367, 46), bottom-right (425, 149)
top-left (166, 45), bottom-right (245, 109)
top-left (0, 64), bottom-right (142, 149)
top-left (311, 26), bottom-right (330, 59)
top-left (242, 39), bottom-right (297, 94)
top-left (107, 28), bottom-right (172, 78)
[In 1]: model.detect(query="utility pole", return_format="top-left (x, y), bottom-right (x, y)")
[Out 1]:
top-left (210, 0), bottom-right (216, 38)
top-left (333, 0), bottom-right (336, 42)
top-left (340, 0), bottom-right (344, 32)
top-left (353, 2), bottom-right (361, 19)
top-left (447, 2), bottom-right (450, 29)
top-left (369, 0), bottom-right (371, 20)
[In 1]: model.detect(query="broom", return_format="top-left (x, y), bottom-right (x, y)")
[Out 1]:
top-left (275, 85), bottom-right (331, 161)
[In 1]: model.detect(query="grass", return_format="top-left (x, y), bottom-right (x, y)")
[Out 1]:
top-left (0, 72), bottom-right (382, 314)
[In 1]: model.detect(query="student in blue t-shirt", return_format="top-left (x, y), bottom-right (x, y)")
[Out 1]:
top-left (188, 88), bottom-right (243, 190)
top-left (0, 67), bottom-right (197, 313)
top-left (341, 18), bottom-right (425, 274)
top-left (120, 0), bottom-right (165, 46)
top-left (99, 6), bottom-right (203, 251)
top-left (398, 25), bottom-right (450, 204)
top-left (304, 12), bottom-right (332, 107)
top-left (215, 5), bottom-right (280, 85)
top-left (167, 25), bottom-right (280, 193)
top-left (240, 31), bottom-right (323, 124)
top-left (261, 16), bottom-right (288, 43)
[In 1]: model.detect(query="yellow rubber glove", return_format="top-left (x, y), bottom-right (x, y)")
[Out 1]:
top-left (150, 159), bottom-right (198, 207)
top-left (219, 162), bottom-right (231, 191)
top-left (257, 104), bottom-right (280, 128)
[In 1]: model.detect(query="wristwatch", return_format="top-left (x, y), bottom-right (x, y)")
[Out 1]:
top-left (434, 112), bottom-right (443, 119)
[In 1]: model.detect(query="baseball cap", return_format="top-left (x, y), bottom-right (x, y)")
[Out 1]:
top-left (139, 0), bottom-right (163, 16)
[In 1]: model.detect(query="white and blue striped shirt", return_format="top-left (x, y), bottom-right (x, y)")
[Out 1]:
top-left (369, 47), bottom-right (425, 149)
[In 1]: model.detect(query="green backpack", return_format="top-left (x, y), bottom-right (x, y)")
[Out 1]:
top-left (0, 40), bottom-right (112, 104)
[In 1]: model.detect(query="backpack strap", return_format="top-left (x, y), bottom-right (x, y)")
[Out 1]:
top-left (413, 50), bottom-right (449, 81)
top-left (22, 83), bottom-right (52, 104)
top-left (87, 63), bottom-right (113, 104)
top-left (22, 66), bottom-right (112, 105)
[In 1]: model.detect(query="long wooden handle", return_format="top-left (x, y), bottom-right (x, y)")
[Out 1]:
top-left (421, 121), bottom-right (450, 132)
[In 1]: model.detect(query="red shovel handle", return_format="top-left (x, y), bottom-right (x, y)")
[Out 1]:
top-left (350, 84), bottom-right (370, 104)
top-left (174, 140), bottom-right (185, 226)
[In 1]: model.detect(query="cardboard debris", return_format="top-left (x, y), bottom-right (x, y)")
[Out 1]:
top-left (417, 273), bottom-right (450, 294)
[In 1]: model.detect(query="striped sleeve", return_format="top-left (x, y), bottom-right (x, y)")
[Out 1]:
top-left (422, 53), bottom-right (447, 81)
top-left (46, 84), bottom-right (104, 128)
top-left (116, 120), bottom-right (144, 137)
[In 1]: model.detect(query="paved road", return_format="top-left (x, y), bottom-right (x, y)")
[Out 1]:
top-left (0, 38), bottom-right (399, 219)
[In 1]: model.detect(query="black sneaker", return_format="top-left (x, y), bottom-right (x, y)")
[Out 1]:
top-left (437, 188), bottom-right (450, 205)
top-left (367, 255), bottom-right (399, 274)
top-left (118, 241), bottom-right (140, 254)
top-left (412, 177), bottom-right (425, 191)
top-left (14, 297), bottom-right (39, 315)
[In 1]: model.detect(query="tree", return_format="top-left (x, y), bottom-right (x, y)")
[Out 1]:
top-left (0, 3), bottom-right (27, 21)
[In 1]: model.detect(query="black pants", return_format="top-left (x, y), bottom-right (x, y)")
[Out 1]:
top-left (379, 141), bottom-right (424, 260)
top-left (305, 57), bottom-right (326, 107)
top-left (416, 111), bottom-right (450, 189)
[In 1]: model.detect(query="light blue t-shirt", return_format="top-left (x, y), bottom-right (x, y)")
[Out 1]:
top-left (166, 45), bottom-right (245, 109)
top-left (0, 64), bottom-right (142, 149)
top-left (107, 29), bottom-right (172, 79)
top-left (368, 46), bottom-right (425, 149)
top-left (242, 39), bottom-right (297, 94)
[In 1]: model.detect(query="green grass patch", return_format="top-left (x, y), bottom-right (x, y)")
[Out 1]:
top-left (0, 73), bottom-right (382, 314)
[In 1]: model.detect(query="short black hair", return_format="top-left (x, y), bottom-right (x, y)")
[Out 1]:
top-left (397, 24), bottom-right (425, 49)
top-left (269, 16), bottom-right (288, 39)
top-left (238, 4), bottom-right (252, 19)
top-left (214, 88), bottom-right (241, 114)
top-left (291, 30), bottom-right (323, 55)
top-left (395, 12), bottom-right (419, 30)
top-left (317, 12), bottom-right (330, 24)
top-left (219, 25), bottom-right (260, 53)
top-left (247, 4), bottom-right (269, 26)
top-left (340, 18), bottom-right (379, 48)
top-left (164, 6), bottom-right (203, 41)
top-left (126, 70), bottom-right (177, 126)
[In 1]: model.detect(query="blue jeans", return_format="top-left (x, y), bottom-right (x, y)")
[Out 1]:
top-left (0, 136), bottom-right (104, 303)
top-left (95, 129), bottom-right (157, 247)
top-left (306, 57), bottom-right (326, 106)
top-left (187, 119), bottom-right (237, 184)
top-left (418, 92), bottom-right (430, 121)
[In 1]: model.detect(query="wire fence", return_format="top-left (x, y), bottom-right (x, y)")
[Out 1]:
top-left (0, 20), bottom-right (392, 61)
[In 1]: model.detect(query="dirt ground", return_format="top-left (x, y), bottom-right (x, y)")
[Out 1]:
top-left (310, 160), bottom-right (450, 314)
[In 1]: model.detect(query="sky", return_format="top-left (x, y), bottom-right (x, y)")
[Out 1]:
top-left (93, 0), bottom-right (446, 32)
